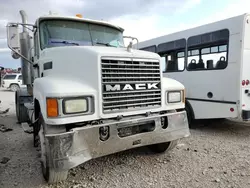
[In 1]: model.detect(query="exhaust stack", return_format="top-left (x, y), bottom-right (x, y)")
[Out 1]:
top-left (19, 10), bottom-right (33, 89)
top-left (20, 10), bottom-right (28, 32)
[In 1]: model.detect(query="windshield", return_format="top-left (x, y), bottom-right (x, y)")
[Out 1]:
top-left (39, 19), bottom-right (125, 50)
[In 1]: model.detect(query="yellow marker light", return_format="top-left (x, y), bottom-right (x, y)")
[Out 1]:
top-left (47, 98), bottom-right (58, 117)
top-left (76, 14), bottom-right (83, 18)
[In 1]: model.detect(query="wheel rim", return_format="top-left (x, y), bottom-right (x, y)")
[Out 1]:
top-left (11, 85), bottom-right (19, 92)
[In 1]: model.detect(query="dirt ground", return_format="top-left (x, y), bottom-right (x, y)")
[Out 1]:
top-left (0, 88), bottom-right (250, 188)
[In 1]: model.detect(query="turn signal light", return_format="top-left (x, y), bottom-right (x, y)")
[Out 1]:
top-left (47, 98), bottom-right (58, 117)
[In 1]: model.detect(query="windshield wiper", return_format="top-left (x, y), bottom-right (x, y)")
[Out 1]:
top-left (95, 42), bottom-right (116, 47)
top-left (51, 41), bottom-right (79, 46)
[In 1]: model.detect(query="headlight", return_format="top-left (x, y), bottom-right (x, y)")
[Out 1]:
top-left (167, 91), bottom-right (182, 103)
top-left (63, 98), bottom-right (88, 114)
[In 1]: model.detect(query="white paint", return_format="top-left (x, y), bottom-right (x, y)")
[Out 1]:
top-left (137, 13), bottom-right (250, 121)
top-left (0, 48), bottom-right (9, 52)
top-left (3, 12), bottom-right (186, 125)
top-left (33, 45), bottom-right (185, 124)
top-left (32, 39), bottom-right (185, 124)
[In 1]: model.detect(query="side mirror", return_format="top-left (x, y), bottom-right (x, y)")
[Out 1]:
top-left (6, 24), bottom-right (20, 59)
top-left (123, 36), bottom-right (139, 50)
top-left (6, 22), bottom-right (35, 65)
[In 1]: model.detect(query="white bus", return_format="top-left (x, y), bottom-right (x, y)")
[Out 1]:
top-left (136, 13), bottom-right (250, 126)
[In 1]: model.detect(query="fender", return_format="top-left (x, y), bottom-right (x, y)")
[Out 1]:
top-left (33, 77), bottom-right (98, 125)
top-left (17, 87), bottom-right (33, 105)
top-left (161, 77), bottom-right (185, 110)
top-left (161, 77), bottom-right (185, 90)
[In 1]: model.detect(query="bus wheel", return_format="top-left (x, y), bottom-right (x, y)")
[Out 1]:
top-left (185, 103), bottom-right (194, 128)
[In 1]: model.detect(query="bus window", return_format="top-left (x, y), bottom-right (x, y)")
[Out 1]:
top-left (160, 56), bottom-right (166, 72)
top-left (160, 51), bottom-right (185, 72)
top-left (166, 53), bottom-right (177, 72)
top-left (157, 38), bottom-right (186, 72)
top-left (177, 52), bottom-right (185, 71)
top-left (186, 29), bottom-right (229, 71)
top-left (201, 45), bottom-right (228, 69)
top-left (187, 44), bottom-right (228, 71)
top-left (201, 48), bottom-right (210, 54)
top-left (219, 45), bottom-right (227, 52)
top-left (187, 50), bottom-right (200, 70)
top-left (211, 46), bottom-right (218, 53)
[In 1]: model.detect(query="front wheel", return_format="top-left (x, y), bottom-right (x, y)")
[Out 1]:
top-left (39, 116), bottom-right (68, 183)
top-left (148, 140), bottom-right (178, 153)
top-left (10, 84), bottom-right (20, 92)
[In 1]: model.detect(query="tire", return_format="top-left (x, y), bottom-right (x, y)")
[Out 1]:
top-left (186, 106), bottom-right (192, 126)
top-left (10, 84), bottom-right (20, 92)
top-left (185, 102), bottom-right (195, 128)
top-left (148, 140), bottom-right (178, 153)
top-left (39, 115), bottom-right (68, 183)
top-left (15, 90), bottom-right (29, 123)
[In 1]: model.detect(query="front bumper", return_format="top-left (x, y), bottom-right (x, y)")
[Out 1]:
top-left (45, 110), bottom-right (190, 171)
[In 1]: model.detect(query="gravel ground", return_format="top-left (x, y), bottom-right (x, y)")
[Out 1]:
top-left (0, 88), bottom-right (250, 188)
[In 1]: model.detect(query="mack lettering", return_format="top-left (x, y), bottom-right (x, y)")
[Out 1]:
top-left (104, 83), bottom-right (160, 92)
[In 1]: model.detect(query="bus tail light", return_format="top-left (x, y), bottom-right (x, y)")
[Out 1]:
top-left (242, 80), bottom-right (246, 86)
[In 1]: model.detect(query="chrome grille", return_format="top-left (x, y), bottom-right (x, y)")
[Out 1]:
top-left (101, 58), bottom-right (161, 113)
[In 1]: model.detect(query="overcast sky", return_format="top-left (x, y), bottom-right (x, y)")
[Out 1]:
top-left (0, 0), bottom-right (249, 68)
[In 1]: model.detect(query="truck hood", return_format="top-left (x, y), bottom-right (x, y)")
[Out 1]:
top-left (40, 46), bottom-right (160, 60)
top-left (38, 45), bottom-right (162, 102)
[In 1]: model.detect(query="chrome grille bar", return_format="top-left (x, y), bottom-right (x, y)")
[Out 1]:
top-left (101, 58), bottom-right (161, 113)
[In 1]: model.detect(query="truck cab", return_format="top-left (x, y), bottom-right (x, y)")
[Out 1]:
top-left (6, 10), bottom-right (190, 183)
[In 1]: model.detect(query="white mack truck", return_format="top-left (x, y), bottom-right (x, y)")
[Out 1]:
top-left (6, 10), bottom-right (190, 183)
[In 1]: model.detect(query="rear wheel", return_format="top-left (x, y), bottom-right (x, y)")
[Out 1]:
top-left (186, 106), bottom-right (192, 126)
top-left (148, 140), bottom-right (178, 153)
top-left (10, 84), bottom-right (20, 92)
top-left (38, 115), bottom-right (68, 183)
top-left (185, 102), bottom-right (195, 128)
top-left (15, 90), bottom-right (29, 123)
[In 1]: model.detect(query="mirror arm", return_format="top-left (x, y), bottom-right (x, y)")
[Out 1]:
top-left (123, 36), bottom-right (139, 49)
top-left (6, 22), bottom-right (34, 65)
top-left (7, 22), bottom-right (36, 28)
top-left (7, 44), bottom-right (33, 65)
